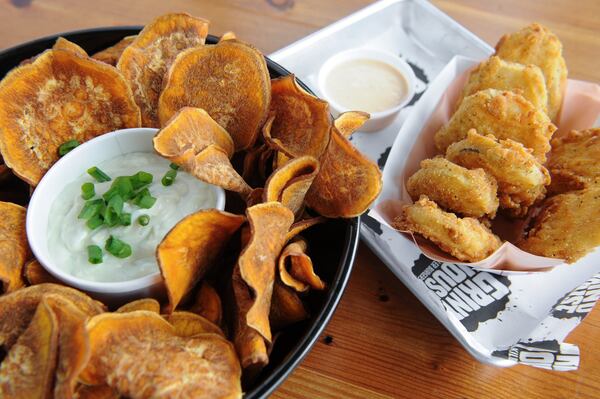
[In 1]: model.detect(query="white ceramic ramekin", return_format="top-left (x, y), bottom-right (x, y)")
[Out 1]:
top-left (26, 128), bottom-right (225, 304)
top-left (318, 48), bottom-right (416, 132)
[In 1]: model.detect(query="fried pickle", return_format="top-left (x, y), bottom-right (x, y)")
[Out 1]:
top-left (434, 89), bottom-right (556, 161)
top-left (406, 157), bottom-right (498, 218)
top-left (518, 186), bottom-right (600, 263)
top-left (547, 128), bottom-right (600, 194)
top-left (393, 196), bottom-right (502, 262)
top-left (446, 130), bottom-right (550, 217)
top-left (458, 56), bottom-right (548, 114)
top-left (495, 23), bottom-right (567, 121)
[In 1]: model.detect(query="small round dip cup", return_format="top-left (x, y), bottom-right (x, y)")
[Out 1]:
top-left (318, 48), bottom-right (416, 132)
top-left (26, 128), bottom-right (226, 304)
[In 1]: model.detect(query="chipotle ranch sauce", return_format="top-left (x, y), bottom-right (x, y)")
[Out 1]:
top-left (324, 58), bottom-right (409, 113)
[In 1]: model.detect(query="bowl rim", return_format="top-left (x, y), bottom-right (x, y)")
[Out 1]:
top-left (0, 27), bottom-right (360, 399)
top-left (317, 47), bottom-right (417, 118)
top-left (26, 127), bottom-right (226, 294)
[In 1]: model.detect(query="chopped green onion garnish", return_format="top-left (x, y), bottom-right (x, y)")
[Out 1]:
top-left (105, 235), bottom-right (132, 258)
top-left (87, 245), bottom-right (103, 264)
top-left (137, 214), bottom-right (150, 226)
top-left (86, 215), bottom-right (104, 230)
top-left (81, 182), bottom-right (95, 200)
top-left (120, 212), bottom-right (131, 226)
top-left (131, 171), bottom-right (153, 189)
top-left (58, 140), bottom-right (80, 156)
top-left (161, 169), bottom-right (177, 186)
top-left (169, 163), bottom-right (180, 170)
top-left (78, 199), bottom-right (103, 220)
top-left (107, 194), bottom-right (124, 216)
top-left (133, 188), bottom-right (157, 209)
top-left (103, 176), bottom-right (134, 201)
top-left (87, 166), bottom-right (111, 182)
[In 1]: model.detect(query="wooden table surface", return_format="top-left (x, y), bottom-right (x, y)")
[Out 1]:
top-left (1, 1), bottom-right (599, 398)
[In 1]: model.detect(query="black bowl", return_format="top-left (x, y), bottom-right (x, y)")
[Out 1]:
top-left (0, 28), bottom-right (360, 398)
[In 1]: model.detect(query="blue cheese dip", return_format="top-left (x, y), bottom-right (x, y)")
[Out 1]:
top-left (47, 152), bottom-right (217, 282)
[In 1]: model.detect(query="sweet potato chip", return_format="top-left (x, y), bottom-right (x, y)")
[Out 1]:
top-left (0, 201), bottom-right (29, 293)
top-left (0, 298), bottom-right (58, 399)
top-left (219, 31), bottom-right (237, 42)
top-left (264, 75), bottom-right (331, 158)
top-left (246, 187), bottom-right (264, 207)
top-left (164, 311), bottom-right (223, 337)
top-left (194, 144), bottom-right (252, 195)
top-left (334, 111), bottom-right (370, 138)
top-left (189, 282), bottom-right (223, 325)
top-left (158, 40), bottom-right (271, 151)
top-left (75, 384), bottom-right (119, 399)
top-left (278, 238), bottom-right (325, 292)
top-left (270, 280), bottom-right (309, 330)
top-left (157, 209), bottom-right (245, 313)
top-left (264, 156), bottom-right (319, 216)
top-left (306, 128), bottom-right (382, 217)
top-left (0, 283), bottom-right (105, 350)
top-left (23, 258), bottom-right (59, 286)
top-left (286, 216), bottom-right (327, 243)
top-left (53, 37), bottom-right (88, 57)
top-left (232, 266), bottom-right (269, 371)
top-left (117, 13), bottom-right (209, 127)
top-left (81, 311), bottom-right (241, 398)
top-left (116, 298), bottom-right (160, 314)
top-left (45, 294), bottom-right (90, 399)
top-left (273, 151), bottom-right (291, 170)
top-left (0, 49), bottom-right (141, 185)
top-left (154, 106), bottom-right (235, 159)
top-left (92, 36), bottom-right (136, 66)
top-left (239, 202), bottom-right (294, 342)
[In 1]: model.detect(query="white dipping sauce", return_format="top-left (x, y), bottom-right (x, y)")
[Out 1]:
top-left (47, 152), bottom-right (217, 282)
top-left (324, 58), bottom-right (409, 113)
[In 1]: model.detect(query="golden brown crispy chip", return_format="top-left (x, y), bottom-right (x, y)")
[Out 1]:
top-left (273, 151), bottom-right (291, 171)
top-left (264, 76), bottom-right (331, 158)
top-left (154, 108), bottom-right (251, 194)
top-left (434, 89), bottom-right (556, 161)
top-left (0, 201), bottom-right (29, 293)
top-left (91, 35), bottom-right (136, 66)
top-left (117, 13), bottom-right (209, 127)
top-left (270, 280), bottom-right (309, 331)
top-left (157, 209), bottom-right (245, 313)
top-left (116, 298), bottom-right (160, 314)
top-left (245, 187), bottom-right (265, 207)
top-left (239, 202), bottom-right (294, 342)
top-left (53, 37), bottom-right (88, 57)
top-left (286, 216), bottom-right (327, 243)
top-left (458, 56), bottom-right (548, 114)
top-left (278, 238), bottom-right (325, 292)
top-left (548, 128), bottom-right (600, 194)
top-left (75, 384), bottom-right (119, 399)
top-left (0, 298), bottom-right (58, 399)
top-left (0, 49), bottom-right (141, 185)
top-left (23, 258), bottom-right (59, 286)
top-left (154, 106), bottom-right (235, 160)
top-left (45, 294), bottom-right (90, 399)
top-left (264, 155), bottom-right (319, 215)
top-left (164, 311), bottom-right (223, 337)
top-left (159, 40), bottom-right (270, 151)
top-left (393, 196), bottom-right (502, 262)
top-left (232, 266), bottom-right (269, 372)
top-left (495, 23), bottom-right (567, 121)
top-left (81, 311), bottom-right (242, 399)
top-left (0, 283), bottom-right (105, 350)
top-left (219, 31), bottom-right (237, 42)
top-left (189, 282), bottom-right (223, 326)
top-left (518, 186), bottom-right (600, 263)
top-left (306, 128), bottom-right (382, 217)
top-left (334, 111), bottom-right (370, 138)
